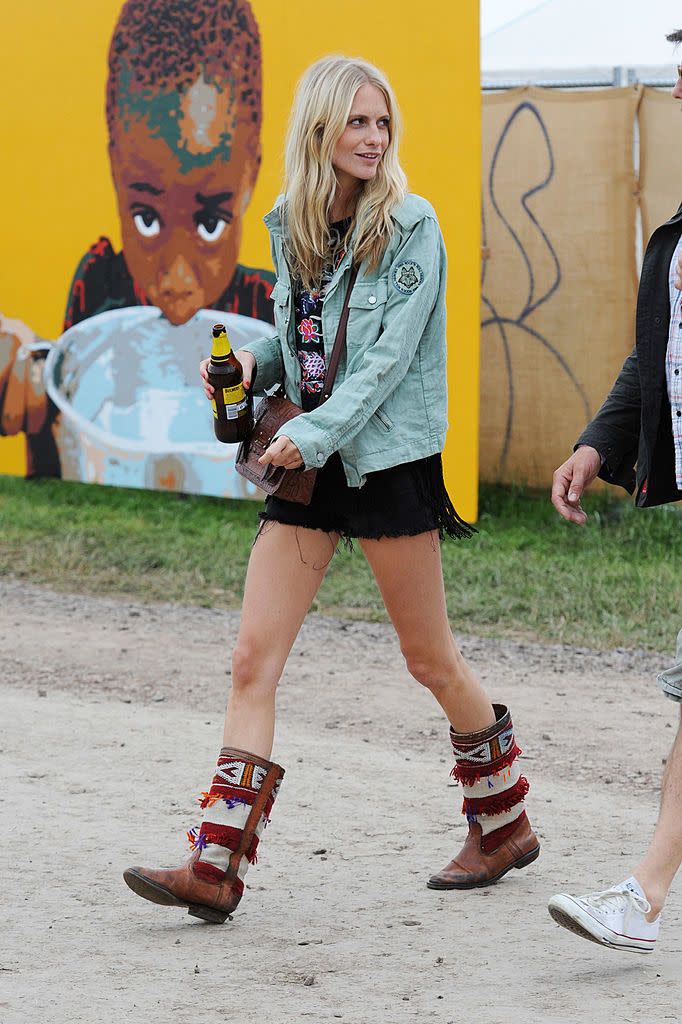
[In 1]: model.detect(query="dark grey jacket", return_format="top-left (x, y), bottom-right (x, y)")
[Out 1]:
top-left (577, 206), bottom-right (682, 508)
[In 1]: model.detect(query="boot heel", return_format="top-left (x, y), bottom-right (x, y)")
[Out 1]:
top-left (187, 903), bottom-right (231, 924)
top-left (514, 845), bottom-right (541, 870)
top-left (186, 901), bottom-right (231, 925)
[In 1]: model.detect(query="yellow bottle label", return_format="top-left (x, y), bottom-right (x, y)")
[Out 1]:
top-left (222, 383), bottom-right (248, 421)
top-left (211, 399), bottom-right (218, 420)
top-left (223, 383), bottom-right (245, 404)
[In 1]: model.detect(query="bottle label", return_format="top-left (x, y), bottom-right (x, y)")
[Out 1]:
top-left (222, 383), bottom-right (247, 419)
top-left (223, 383), bottom-right (245, 403)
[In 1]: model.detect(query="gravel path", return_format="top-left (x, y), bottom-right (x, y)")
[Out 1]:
top-left (1, 580), bottom-right (680, 1024)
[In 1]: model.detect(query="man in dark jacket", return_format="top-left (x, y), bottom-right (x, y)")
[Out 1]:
top-left (546, 36), bottom-right (682, 956)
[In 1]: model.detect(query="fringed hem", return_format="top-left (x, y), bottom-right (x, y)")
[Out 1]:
top-left (256, 515), bottom-right (355, 553)
top-left (450, 742), bottom-right (523, 784)
top-left (245, 833), bottom-right (260, 865)
top-left (254, 452), bottom-right (476, 547)
top-left (462, 776), bottom-right (530, 816)
top-left (415, 453), bottom-right (477, 541)
top-left (198, 792), bottom-right (251, 811)
top-left (187, 826), bottom-right (209, 852)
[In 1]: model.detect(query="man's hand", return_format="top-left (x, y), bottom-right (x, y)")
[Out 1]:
top-left (551, 446), bottom-right (602, 524)
top-left (675, 250), bottom-right (682, 290)
top-left (199, 350), bottom-right (256, 401)
top-left (258, 435), bottom-right (303, 469)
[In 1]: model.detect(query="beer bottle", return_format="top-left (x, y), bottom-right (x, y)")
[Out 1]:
top-left (207, 323), bottom-right (253, 443)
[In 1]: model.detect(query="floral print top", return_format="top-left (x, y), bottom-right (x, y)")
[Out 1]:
top-left (294, 218), bottom-right (351, 411)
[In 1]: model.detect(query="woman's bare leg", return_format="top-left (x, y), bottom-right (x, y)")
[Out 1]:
top-left (224, 522), bottom-right (338, 757)
top-left (359, 531), bottom-right (494, 732)
top-left (359, 532), bottom-right (542, 889)
top-left (122, 522), bottom-right (337, 917)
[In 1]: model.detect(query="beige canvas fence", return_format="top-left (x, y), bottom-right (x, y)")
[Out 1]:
top-left (480, 86), bottom-right (640, 486)
top-left (638, 86), bottom-right (682, 244)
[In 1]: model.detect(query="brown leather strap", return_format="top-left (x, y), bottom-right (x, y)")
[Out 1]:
top-left (225, 761), bottom-right (284, 882)
top-left (320, 266), bottom-right (359, 404)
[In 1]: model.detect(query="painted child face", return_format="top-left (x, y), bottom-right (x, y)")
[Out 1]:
top-left (110, 76), bottom-right (259, 326)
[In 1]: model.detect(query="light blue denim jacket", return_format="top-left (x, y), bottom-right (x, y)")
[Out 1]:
top-left (239, 192), bottom-right (448, 487)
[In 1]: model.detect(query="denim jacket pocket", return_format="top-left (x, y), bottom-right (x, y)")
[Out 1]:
top-left (348, 278), bottom-right (388, 310)
top-left (347, 279), bottom-right (388, 351)
top-left (270, 279), bottom-right (291, 337)
top-left (372, 406), bottom-right (394, 432)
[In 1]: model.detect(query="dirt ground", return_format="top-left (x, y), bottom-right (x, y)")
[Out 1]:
top-left (1, 577), bottom-right (681, 1024)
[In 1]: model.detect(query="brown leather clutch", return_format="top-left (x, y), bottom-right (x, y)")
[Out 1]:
top-left (234, 391), bottom-right (319, 503)
top-left (235, 266), bottom-right (358, 505)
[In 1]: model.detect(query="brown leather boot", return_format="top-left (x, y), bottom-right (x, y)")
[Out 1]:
top-left (428, 704), bottom-right (540, 890)
top-left (124, 850), bottom-right (243, 922)
top-left (124, 748), bottom-right (284, 923)
top-left (428, 815), bottom-right (540, 889)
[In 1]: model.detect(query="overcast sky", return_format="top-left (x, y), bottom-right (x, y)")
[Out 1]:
top-left (481, 0), bottom-right (678, 70)
top-left (480, 0), bottom-right (547, 37)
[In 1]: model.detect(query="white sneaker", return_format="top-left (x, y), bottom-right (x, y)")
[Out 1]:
top-left (548, 877), bottom-right (660, 954)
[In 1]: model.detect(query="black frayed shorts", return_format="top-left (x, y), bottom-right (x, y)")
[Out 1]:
top-left (259, 452), bottom-right (474, 543)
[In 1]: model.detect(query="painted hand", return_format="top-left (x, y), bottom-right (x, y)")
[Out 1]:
top-left (0, 313), bottom-right (36, 349)
top-left (0, 318), bottom-right (36, 435)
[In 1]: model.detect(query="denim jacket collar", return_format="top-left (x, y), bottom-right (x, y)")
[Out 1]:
top-left (262, 190), bottom-right (423, 237)
top-left (263, 194), bottom-right (360, 295)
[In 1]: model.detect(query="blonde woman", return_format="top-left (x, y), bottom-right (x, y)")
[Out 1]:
top-left (124, 56), bottom-right (539, 924)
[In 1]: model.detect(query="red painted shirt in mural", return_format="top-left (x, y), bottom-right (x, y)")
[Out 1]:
top-left (63, 237), bottom-right (275, 331)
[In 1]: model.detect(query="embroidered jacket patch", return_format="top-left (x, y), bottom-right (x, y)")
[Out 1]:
top-left (391, 260), bottom-right (424, 295)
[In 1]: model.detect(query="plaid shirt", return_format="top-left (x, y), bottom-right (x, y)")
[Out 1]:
top-left (667, 233), bottom-right (682, 488)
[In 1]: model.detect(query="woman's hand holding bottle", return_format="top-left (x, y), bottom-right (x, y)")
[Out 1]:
top-left (199, 349), bottom-right (255, 401)
top-left (199, 349), bottom-right (302, 467)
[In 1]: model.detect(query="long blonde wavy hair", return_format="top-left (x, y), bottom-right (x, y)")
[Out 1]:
top-left (283, 56), bottom-right (408, 291)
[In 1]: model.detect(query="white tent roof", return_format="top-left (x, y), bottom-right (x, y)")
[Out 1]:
top-left (482, 0), bottom-right (679, 72)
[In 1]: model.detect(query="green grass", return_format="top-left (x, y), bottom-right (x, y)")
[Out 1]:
top-left (0, 475), bottom-right (679, 653)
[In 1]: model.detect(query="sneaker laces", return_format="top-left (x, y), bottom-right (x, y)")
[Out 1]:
top-left (582, 887), bottom-right (651, 916)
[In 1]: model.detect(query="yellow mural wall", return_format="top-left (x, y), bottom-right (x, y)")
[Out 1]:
top-left (0, 0), bottom-right (480, 519)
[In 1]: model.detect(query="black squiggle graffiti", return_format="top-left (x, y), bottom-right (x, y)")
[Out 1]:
top-left (481, 100), bottom-right (591, 474)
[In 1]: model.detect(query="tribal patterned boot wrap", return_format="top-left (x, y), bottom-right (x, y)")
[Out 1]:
top-left (188, 747), bottom-right (284, 894)
top-left (452, 704), bottom-right (529, 851)
top-left (123, 748), bottom-right (284, 922)
top-left (427, 704), bottom-right (539, 890)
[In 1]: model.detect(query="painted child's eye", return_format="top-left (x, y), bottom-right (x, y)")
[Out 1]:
top-left (133, 210), bottom-right (161, 238)
top-left (196, 216), bottom-right (227, 242)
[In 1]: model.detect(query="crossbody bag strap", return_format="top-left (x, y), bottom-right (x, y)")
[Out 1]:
top-left (319, 266), bottom-right (359, 405)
